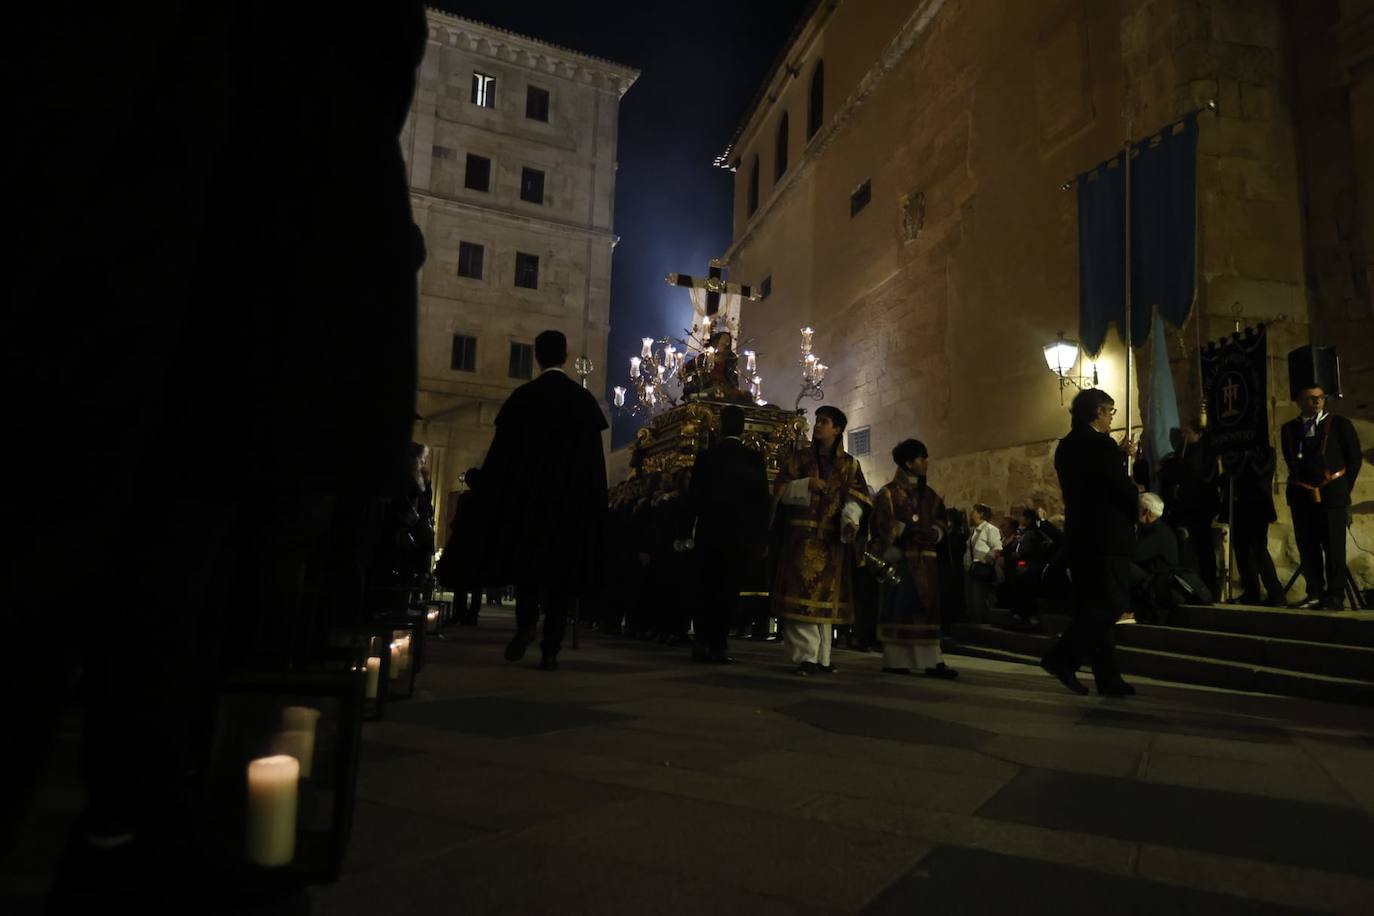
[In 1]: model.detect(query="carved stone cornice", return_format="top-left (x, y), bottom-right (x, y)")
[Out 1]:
top-left (425, 8), bottom-right (640, 97)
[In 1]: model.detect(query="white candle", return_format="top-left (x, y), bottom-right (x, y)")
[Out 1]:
top-left (279, 707), bottom-right (320, 777)
top-left (364, 656), bottom-right (380, 698)
top-left (390, 642), bottom-right (402, 679)
top-left (246, 755), bottom-right (299, 867)
top-left (273, 729), bottom-right (315, 779)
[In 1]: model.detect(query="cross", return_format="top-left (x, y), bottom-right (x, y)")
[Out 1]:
top-left (665, 257), bottom-right (761, 344)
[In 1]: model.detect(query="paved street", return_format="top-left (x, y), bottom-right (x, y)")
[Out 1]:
top-left (320, 608), bottom-right (1373, 915)
top-left (10, 607), bottom-right (1374, 915)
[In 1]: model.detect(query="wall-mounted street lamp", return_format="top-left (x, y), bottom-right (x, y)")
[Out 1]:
top-left (1042, 331), bottom-right (1099, 402)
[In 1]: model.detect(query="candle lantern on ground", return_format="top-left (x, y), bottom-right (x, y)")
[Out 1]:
top-left (210, 668), bottom-right (366, 882)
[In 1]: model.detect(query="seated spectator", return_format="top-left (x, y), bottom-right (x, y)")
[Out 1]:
top-left (1130, 492), bottom-right (1213, 624)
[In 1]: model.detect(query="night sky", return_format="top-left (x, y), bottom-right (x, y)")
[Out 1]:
top-left (433, 1), bottom-right (814, 445)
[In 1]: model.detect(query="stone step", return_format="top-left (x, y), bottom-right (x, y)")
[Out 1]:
top-left (948, 624), bottom-right (1374, 706)
top-left (1167, 603), bottom-right (1374, 647)
top-left (1113, 624), bottom-right (1374, 681)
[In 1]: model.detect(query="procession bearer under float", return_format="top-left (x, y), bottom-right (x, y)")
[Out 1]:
top-left (770, 405), bottom-right (870, 676)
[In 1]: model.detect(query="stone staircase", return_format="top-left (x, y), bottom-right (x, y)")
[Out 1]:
top-left (948, 603), bottom-right (1374, 705)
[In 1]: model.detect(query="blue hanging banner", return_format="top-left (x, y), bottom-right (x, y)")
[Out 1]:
top-left (1076, 154), bottom-right (1125, 357)
top-left (1130, 113), bottom-right (1199, 345)
top-left (1075, 111), bottom-right (1199, 352)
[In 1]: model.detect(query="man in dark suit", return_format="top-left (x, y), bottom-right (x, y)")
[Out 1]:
top-left (1041, 388), bottom-right (1139, 696)
top-left (1221, 445), bottom-right (1284, 606)
top-left (481, 330), bottom-right (609, 670)
top-left (680, 405), bottom-right (771, 663)
top-left (1280, 386), bottom-right (1362, 610)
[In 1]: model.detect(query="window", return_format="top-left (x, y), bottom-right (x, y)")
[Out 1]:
top-left (520, 167), bottom-right (545, 204)
top-left (747, 155), bottom-right (760, 215)
top-left (758, 274), bottom-right (772, 299)
top-left (457, 241), bottom-right (484, 279)
top-left (775, 112), bottom-right (789, 180)
top-left (526, 86), bottom-right (550, 122)
top-left (508, 342), bottom-right (534, 379)
top-left (450, 335), bottom-right (477, 372)
top-left (514, 252), bottom-right (540, 289)
top-left (850, 179), bottom-right (871, 217)
top-left (471, 71), bottom-right (496, 108)
top-left (807, 61), bottom-right (825, 138)
top-left (848, 426), bottom-right (871, 457)
top-left (464, 153), bottom-right (491, 192)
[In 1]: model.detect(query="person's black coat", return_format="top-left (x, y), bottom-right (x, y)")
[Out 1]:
top-left (435, 487), bottom-right (484, 590)
top-left (1055, 424), bottom-right (1139, 559)
top-left (682, 437), bottom-right (770, 560)
top-left (480, 369), bottom-right (608, 594)
top-left (1280, 413), bottom-right (1363, 508)
top-left (1159, 440), bottom-right (1219, 526)
top-left (1220, 446), bottom-right (1279, 525)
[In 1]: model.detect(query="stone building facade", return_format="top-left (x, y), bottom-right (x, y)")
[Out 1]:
top-left (720, 0), bottom-right (1374, 587)
top-left (403, 11), bottom-right (637, 529)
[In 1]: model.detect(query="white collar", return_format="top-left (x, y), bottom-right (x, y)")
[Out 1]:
top-left (540, 366), bottom-right (567, 376)
top-left (1301, 410), bottom-right (1327, 425)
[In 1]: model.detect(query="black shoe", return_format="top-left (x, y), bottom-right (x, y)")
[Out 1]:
top-left (539, 652), bottom-right (559, 671)
top-left (1096, 680), bottom-right (1135, 696)
top-left (1322, 596), bottom-right (1346, 611)
top-left (504, 631), bottom-right (535, 662)
top-left (1290, 595), bottom-right (1324, 610)
top-left (794, 662), bottom-right (816, 677)
top-left (882, 666), bottom-right (915, 676)
top-left (816, 663), bottom-right (837, 674)
top-left (925, 663), bottom-right (958, 679)
top-left (1040, 657), bottom-right (1089, 695)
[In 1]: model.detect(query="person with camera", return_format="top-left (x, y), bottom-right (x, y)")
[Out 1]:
top-left (871, 439), bottom-right (958, 678)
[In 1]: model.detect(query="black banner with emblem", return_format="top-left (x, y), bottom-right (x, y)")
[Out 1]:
top-left (1200, 325), bottom-right (1269, 455)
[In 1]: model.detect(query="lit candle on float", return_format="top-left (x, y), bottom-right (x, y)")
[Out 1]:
top-left (364, 656), bottom-right (381, 698)
top-left (743, 350), bottom-right (756, 373)
top-left (389, 642), bottom-right (402, 679)
top-left (630, 356), bottom-right (641, 378)
top-left (800, 327), bottom-right (814, 351)
top-left (246, 755), bottom-right (299, 866)
top-left (815, 362), bottom-right (829, 382)
top-left (613, 386), bottom-right (626, 407)
top-left (640, 337), bottom-right (654, 359)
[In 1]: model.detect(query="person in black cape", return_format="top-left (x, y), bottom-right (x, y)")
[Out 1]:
top-left (680, 405), bottom-right (771, 663)
top-left (1040, 389), bottom-right (1139, 696)
top-left (481, 330), bottom-right (609, 670)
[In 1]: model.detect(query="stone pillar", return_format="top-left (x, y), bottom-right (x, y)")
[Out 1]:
top-left (1339, 0), bottom-right (1374, 415)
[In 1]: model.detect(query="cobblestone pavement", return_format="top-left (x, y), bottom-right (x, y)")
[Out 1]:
top-left (11, 607), bottom-right (1374, 914)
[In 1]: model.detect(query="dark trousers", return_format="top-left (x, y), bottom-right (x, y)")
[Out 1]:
top-left (516, 585), bottom-right (570, 653)
top-left (694, 576), bottom-right (740, 656)
top-left (1290, 501), bottom-right (1349, 600)
top-left (1044, 556), bottom-right (1130, 686)
top-left (1185, 520), bottom-right (1218, 597)
top-left (1232, 518), bottom-right (1282, 600)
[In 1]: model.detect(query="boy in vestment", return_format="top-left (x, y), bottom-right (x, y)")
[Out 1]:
top-left (771, 405), bottom-right (870, 675)
top-left (871, 439), bottom-right (958, 678)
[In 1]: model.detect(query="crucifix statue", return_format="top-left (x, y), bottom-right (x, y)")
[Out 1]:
top-left (664, 257), bottom-right (761, 345)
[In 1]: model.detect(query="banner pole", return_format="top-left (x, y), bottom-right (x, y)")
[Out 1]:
top-left (1123, 135), bottom-right (1134, 473)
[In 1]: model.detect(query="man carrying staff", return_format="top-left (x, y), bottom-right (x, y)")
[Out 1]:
top-left (1281, 384), bottom-right (1362, 610)
top-left (1040, 388), bottom-right (1138, 696)
top-left (871, 438), bottom-right (958, 679)
top-left (771, 405), bottom-right (870, 676)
